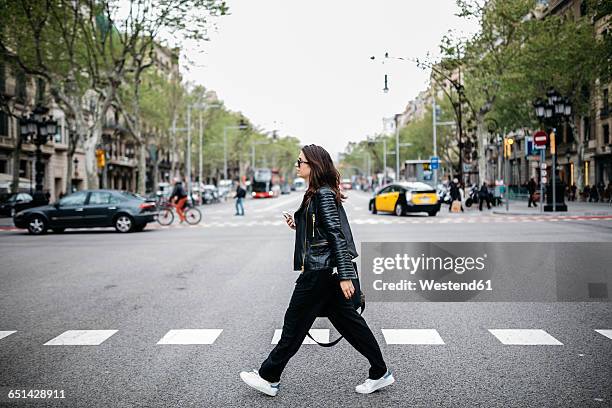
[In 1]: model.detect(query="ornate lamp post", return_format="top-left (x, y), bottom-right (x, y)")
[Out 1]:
top-left (533, 88), bottom-right (572, 211)
top-left (19, 105), bottom-right (57, 204)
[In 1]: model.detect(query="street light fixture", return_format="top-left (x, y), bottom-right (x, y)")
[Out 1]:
top-left (534, 87), bottom-right (572, 212)
top-left (19, 104), bottom-right (58, 203)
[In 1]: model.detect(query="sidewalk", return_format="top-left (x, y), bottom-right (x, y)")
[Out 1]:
top-left (493, 199), bottom-right (612, 216)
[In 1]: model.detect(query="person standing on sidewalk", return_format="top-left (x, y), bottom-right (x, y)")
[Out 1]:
top-left (240, 144), bottom-right (394, 397)
top-left (479, 182), bottom-right (491, 211)
top-left (527, 178), bottom-right (538, 208)
top-left (234, 181), bottom-right (246, 216)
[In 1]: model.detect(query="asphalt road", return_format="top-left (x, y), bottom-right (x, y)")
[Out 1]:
top-left (0, 191), bottom-right (610, 407)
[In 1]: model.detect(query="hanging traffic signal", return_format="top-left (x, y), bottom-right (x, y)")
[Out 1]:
top-left (96, 149), bottom-right (106, 168)
top-left (504, 137), bottom-right (514, 158)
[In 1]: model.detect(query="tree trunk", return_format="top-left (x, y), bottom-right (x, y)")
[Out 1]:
top-left (10, 135), bottom-right (23, 193)
top-left (574, 116), bottom-right (585, 196)
top-left (137, 142), bottom-right (146, 194)
top-left (476, 115), bottom-right (487, 184)
top-left (84, 123), bottom-right (101, 189)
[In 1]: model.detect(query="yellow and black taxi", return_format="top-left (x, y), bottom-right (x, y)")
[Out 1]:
top-left (369, 182), bottom-right (440, 216)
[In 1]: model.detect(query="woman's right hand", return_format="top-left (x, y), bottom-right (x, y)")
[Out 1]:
top-left (284, 214), bottom-right (296, 230)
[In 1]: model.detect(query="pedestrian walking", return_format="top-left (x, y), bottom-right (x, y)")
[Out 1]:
top-left (449, 177), bottom-right (463, 212)
top-left (570, 183), bottom-right (577, 201)
top-left (478, 182), bottom-right (491, 211)
top-left (527, 177), bottom-right (538, 207)
top-left (240, 144), bottom-right (394, 397)
top-left (234, 181), bottom-right (246, 216)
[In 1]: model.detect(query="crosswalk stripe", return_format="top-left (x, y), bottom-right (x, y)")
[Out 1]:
top-left (156, 329), bottom-right (223, 345)
top-left (271, 329), bottom-right (329, 345)
top-left (44, 330), bottom-right (118, 346)
top-left (488, 329), bottom-right (563, 345)
top-left (0, 331), bottom-right (16, 341)
top-left (381, 329), bottom-right (445, 345)
top-left (594, 329), bottom-right (612, 340)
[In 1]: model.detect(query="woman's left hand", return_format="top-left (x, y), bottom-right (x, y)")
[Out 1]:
top-left (339, 280), bottom-right (355, 300)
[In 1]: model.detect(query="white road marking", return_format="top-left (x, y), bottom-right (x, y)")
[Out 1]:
top-left (0, 331), bottom-right (16, 341)
top-left (594, 329), bottom-right (612, 340)
top-left (156, 329), bottom-right (223, 345)
top-left (381, 329), bottom-right (445, 345)
top-left (44, 330), bottom-right (118, 346)
top-left (488, 329), bottom-right (563, 345)
top-left (271, 329), bottom-right (329, 345)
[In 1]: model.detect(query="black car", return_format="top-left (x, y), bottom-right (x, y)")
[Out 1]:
top-left (0, 193), bottom-right (35, 217)
top-left (13, 189), bottom-right (158, 234)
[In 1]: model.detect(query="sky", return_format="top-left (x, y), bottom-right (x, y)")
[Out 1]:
top-left (180, 0), bottom-right (479, 160)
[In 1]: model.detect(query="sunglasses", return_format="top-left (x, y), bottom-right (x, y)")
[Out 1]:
top-left (296, 158), bottom-right (309, 167)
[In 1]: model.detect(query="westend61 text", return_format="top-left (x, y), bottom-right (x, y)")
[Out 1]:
top-left (373, 279), bottom-right (493, 292)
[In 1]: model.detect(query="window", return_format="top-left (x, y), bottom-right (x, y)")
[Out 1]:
top-left (59, 191), bottom-right (87, 206)
top-left (15, 71), bottom-right (27, 102)
top-left (0, 159), bottom-right (6, 174)
top-left (0, 111), bottom-right (8, 137)
top-left (584, 117), bottom-right (592, 140)
top-left (604, 124), bottom-right (610, 145)
top-left (88, 191), bottom-right (112, 205)
top-left (0, 62), bottom-right (4, 93)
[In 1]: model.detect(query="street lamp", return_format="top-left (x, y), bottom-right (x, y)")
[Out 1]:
top-left (19, 104), bottom-right (57, 204)
top-left (534, 87), bottom-right (572, 212)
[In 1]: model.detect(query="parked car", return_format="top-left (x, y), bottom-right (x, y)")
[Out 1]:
top-left (280, 183), bottom-right (291, 194)
top-left (0, 192), bottom-right (35, 217)
top-left (201, 184), bottom-right (220, 204)
top-left (341, 178), bottom-right (353, 190)
top-left (217, 179), bottom-right (233, 201)
top-left (13, 189), bottom-right (158, 235)
top-left (369, 181), bottom-right (440, 216)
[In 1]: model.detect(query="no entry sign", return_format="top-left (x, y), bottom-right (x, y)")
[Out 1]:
top-left (533, 130), bottom-right (547, 149)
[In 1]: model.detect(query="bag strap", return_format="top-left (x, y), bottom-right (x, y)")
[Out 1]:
top-left (307, 262), bottom-right (365, 347)
top-left (306, 301), bottom-right (365, 347)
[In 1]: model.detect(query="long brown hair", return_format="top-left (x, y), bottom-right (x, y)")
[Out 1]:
top-left (300, 144), bottom-right (346, 208)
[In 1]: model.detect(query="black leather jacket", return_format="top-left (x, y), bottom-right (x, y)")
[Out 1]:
top-left (292, 186), bottom-right (358, 280)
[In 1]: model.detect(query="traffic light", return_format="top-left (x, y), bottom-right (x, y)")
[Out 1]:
top-left (96, 149), bottom-right (106, 168)
top-left (504, 137), bottom-right (514, 158)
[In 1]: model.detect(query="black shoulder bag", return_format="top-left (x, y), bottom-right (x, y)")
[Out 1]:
top-left (305, 195), bottom-right (365, 347)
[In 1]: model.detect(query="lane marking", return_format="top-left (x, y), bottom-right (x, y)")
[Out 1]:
top-left (157, 329), bottom-right (223, 345)
top-left (271, 329), bottom-right (329, 345)
top-left (381, 329), bottom-right (445, 345)
top-left (488, 329), bottom-right (563, 345)
top-left (594, 329), bottom-right (612, 340)
top-left (0, 331), bottom-right (17, 341)
top-left (44, 330), bottom-right (118, 346)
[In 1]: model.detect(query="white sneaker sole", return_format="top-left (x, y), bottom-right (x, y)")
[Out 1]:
top-left (239, 372), bottom-right (278, 397)
top-left (356, 374), bottom-right (395, 394)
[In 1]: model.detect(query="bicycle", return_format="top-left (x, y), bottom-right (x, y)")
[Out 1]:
top-left (157, 199), bottom-right (202, 225)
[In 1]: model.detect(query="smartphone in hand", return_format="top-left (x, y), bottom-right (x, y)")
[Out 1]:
top-left (282, 211), bottom-right (296, 229)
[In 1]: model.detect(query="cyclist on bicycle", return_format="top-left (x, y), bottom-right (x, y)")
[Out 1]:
top-left (170, 178), bottom-right (188, 223)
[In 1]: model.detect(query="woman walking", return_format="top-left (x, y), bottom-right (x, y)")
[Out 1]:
top-left (239, 144), bottom-right (394, 397)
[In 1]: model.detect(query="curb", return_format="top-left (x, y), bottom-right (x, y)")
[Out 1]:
top-left (492, 210), bottom-right (612, 217)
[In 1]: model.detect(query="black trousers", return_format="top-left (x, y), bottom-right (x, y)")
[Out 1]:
top-left (258, 268), bottom-right (388, 383)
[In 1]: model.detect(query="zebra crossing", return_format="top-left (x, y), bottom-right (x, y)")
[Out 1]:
top-left (151, 214), bottom-right (612, 229)
top-left (1, 328), bottom-right (610, 346)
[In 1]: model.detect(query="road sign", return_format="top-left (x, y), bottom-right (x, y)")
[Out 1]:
top-left (533, 130), bottom-right (547, 149)
top-left (430, 156), bottom-right (439, 170)
top-left (542, 176), bottom-right (548, 184)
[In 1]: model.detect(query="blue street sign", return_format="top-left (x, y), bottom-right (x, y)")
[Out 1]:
top-left (430, 156), bottom-right (439, 170)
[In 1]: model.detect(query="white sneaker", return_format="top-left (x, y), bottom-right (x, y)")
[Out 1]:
top-left (355, 370), bottom-right (395, 394)
top-left (239, 369), bottom-right (280, 397)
